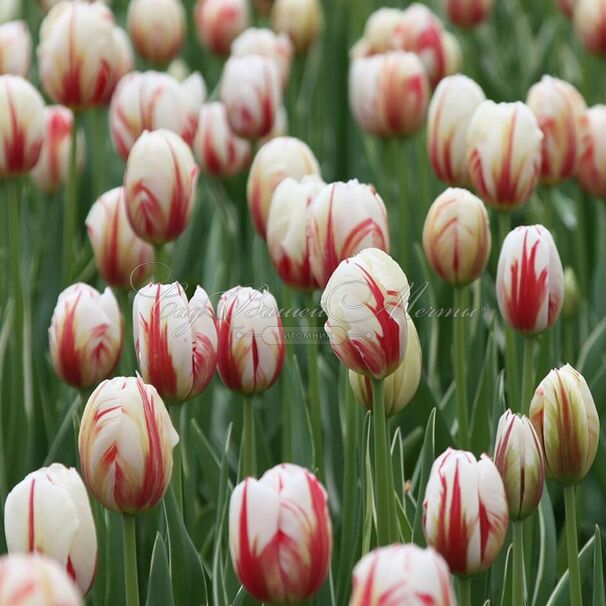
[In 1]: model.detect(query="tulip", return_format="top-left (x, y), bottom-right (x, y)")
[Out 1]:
top-left (261, 105), bottom-right (289, 142)
top-left (247, 136), bottom-right (320, 239)
top-left (557, 0), bottom-right (577, 17)
top-left (562, 266), bottom-right (581, 319)
top-left (0, 0), bottom-right (19, 23)
top-left (362, 8), bottom-right (406, 53)
top-left (442, 30), bottom-right (463, 76)
top-left (349, 544), bottom-right (456, 606)
top-left (423, 188), bottom-right (491, 285)
top-left (427, 74), bottom-right (486, 185)
top-left (127, 0), bottom-right (185, 64)
top-left (423, 448), bottom-right (509, 575)
top-left (123, 129), bottom-right (199, 245)
top-left (270, 0), bottom-right (324, 53)
top-left (574, 0), bottom-right (606, 53)
top-left (466, 101), bottom-right (543, 210)
top-left (349, 51), bottom-right (429, 138)
top-left (577, 105), bottom-right (606, 197)
top-left (444, 0), bottom-right (494, 27)
top-left (4, 463), bottom-right (97, 595)
top-left (220, 54), bottom-right (282, 140)
top-left (0, 21), bottom-right (32, 76)
top-left (0, 75), bottom-right (45, 176)
top-left (194, 0), bottom-right (249, 55)
top-left (0, 554), bottom-right (83, 606)
top-left (496, 225), bottom-right (564, 335)
top-left (49, 283), bottom-right (123, 389)
top-left (308, 180), bottom-right (390, 288)
top-left (86, 187), bottom-right (154, 288)
top-left (113, 26), bottom-right (135, 82)
top-left (229, 464), bottom-right (332, 603)
top-left (192, 102), bottom-right (252, 177)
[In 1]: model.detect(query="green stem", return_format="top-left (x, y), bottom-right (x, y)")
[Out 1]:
top-left (122, 514), bottom-right (140, 606)
top-left (454, 287), bottom-right (469, 450)
top-left (458, 577), bottom-right (472, 606)
top-left (281, 285), bottom-right (293, 462)
top-left (520, 337), bottom-right (536, 415)
top-left (512, 521), bottom-right (525, 606)
top-left (154, 244), bottom-right (170, 282)
top-left (62, 111), bottom-right (80, 286)
top-left (241, 396), bottom-right (256, 479)
top-left (169, 405), bottom-right (183, 512)
top-left (564, 485), bottom-right (583, 606)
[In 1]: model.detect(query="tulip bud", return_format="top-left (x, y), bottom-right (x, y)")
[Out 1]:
top-left (530, 364), bottom-right (600, 485)
top-left (216, 286), bottom-right (285, 394)
top-left (574, 0), bottom-right (606, 53)
top-left (362, 8), bottom-right (406, 53)
top-left (349, 544), bottom-right (456, 606)
top-left (466, 101), bottom-right (543, 210)
top-left (123, 129), bottom-right (199, 244)
top-left (308, 180), bottom-right (389, 288)
top-left (427, 75), bottom-right (486, 185)
top-left (577, 105), bottom-right (606, 197)
top-left (423, 448), bottom-right (509, 575)
top-left (49, 283), bottom-right (123, 389)
top-left (0, 75), bottom-right (44, 176)
top-left (493, 410), bottom-right (544, 521)
top-left (349, 51), bottom-right (430, 138)
top-left (260, 105), bottom-right (289, 142)
top-left (194, 0), bottom-right (249, 55)
top-left (442, 31), bottom-right (463, 76)
top-left (562, 267), bottom-right (581, 318)
top-left (0, 21), bottom-right (31, 77)
top-left (78, 375), bottom-right (179, 513)
top-left (423, 188), bottom-right (491, 285)
top-left (444, 0), bottom-right (494, 27)
top-left (86, 187), bottom-right (154, 288)
top-left (127, 0), bottom-right (185, 64)
top-left (4, 463), bottom-right (97, 595)
top-left (321, 248), bottom-right (408, 379)
top-left (557, 0), bottom-right (577, 17)
top-left (496, 225), bottom-right (564, 335)
top-left (270, 0), bottom-right (323, 53)
top-left (247, 136), bottom-right (320, 239)
top-left (0, 554), bottom-right (83, 606)
top-left (113, 26), bottom-right (135, 81)
top-left (349, 314), bottom-right (421, 415)
top-left (0, 0), bottom-right (19, 23)
top-left (229, 464), bottom-right (332, 603)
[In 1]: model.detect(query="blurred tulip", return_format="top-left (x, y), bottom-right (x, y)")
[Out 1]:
top-left (349, 51), bottom-right (429, 138)
top-left (577, 105), bottom-right (606, 197)
top-left (127, 0), bottom-right (185, 64)
top-left (194, 0), bottom-right (249, 55)
top-left (562, 267), bottom-right (581, 318)
top-left (270, 0), bottom-right (323, 53)
top-left (423, 188), bottom-right (491, 285)
top-left (496, 225), bottom-right (564, 335)
top-left (442, 31), bottom-right (463, 76)
top-left (86, 187), bottom-right (154, 288)
top-left (0, 0), bottom-right (19, 23)
top-left (112, 26), bottom-right (134, 81)
top-left (574, 0), bottom-right (606, 53)
top-left (466, 101), bottom-right (543, 210)
top-left (321, 248), bottom-right (408, 379)
top-left (247, 136), bottom-right (320, 239)
top-left (4, 463), bottom-right (97, 595)
top-left (0, 21), bottom-right (31, 76)
top-left (123, 129), bottom-right (199, 244)
top-left (423, 448), bottom-right (509, 575)
top-left (308, 180), bottom-right (389, 288)
top-left (49, 283), bottom-right (123, 388)
top-left (557, 0), bottom-right (577, 17)
top-left (216, 286), bottom-right (285, 394)
top-left (530, 364), bottom-right (600, 485)
top-left (494, 410), bottom-right (544, 520)
top-left (362, 8), bottom-right (406, 53)
top-left (260, 105), bottom-right (288, 142)
top-left (79, 375), bottom-right (179, 513)
top-left (444, 0), bottom-right (493, 27)
top-left (349, 544), bottom-right (456, 606)
top-left (39, 0), bottom-right (111, 10)
top-left (229, 464), bottom-right (332, 603)
top-left (192, 102), bottom-right (252, 177)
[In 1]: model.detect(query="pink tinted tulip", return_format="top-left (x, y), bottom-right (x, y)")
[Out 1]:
top-left (0, 21), bottom-right (32, 76)
top-left (270, 0), bottom-right (324, 53)
top-left (577, 105), bottom-right (606, 197)
top-left (574, 0), bottom-right (606, 53)
top-left (444, 0), bottom-right (494, 27)
top-left (194, 0), bottom-right (249, 55)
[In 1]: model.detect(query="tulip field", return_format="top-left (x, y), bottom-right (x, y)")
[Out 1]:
top-left (2, 0), bottom-right (606, 604)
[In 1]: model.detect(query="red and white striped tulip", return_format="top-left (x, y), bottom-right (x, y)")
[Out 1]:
top-left (423, 448), bottom-right (509, 576)
top-left (78, 375), bottom-right (179, 513)
top-left (427, 74), bottom-right (486, 185)
top-left (49, 283), bottom-right (123, 389)
top-left (270, 0), bottom-right (324, 53)
top-left (261, 104), bottom-right (289, 142)
top-left (247, 136), bottom-right (320, 239)
top-left (123, 129), bottom-right (199, 244)
top-left (349, 544), bottom-right (456, 606)
top-left (4, 464), bottom-right (97, 595)
top-left (362, 8), bottom-right (406, 53)
top-left (496, 225), bottom-right (564, 335)
top-left (321, 248), bottom-right (408, 380)
top-left (0, 21), bottom-right (31, 76)
top-left (229, 464), bottom-right (332, 603)
top-left (216, 286), bottom-right (285, 394)
top-left (530, 364), bottom-right (600, 485)
top-left (194, 0), bottom-right (249, 55)
top-left (577, 105), bottom-right (606, 197)
top-left (112, 26), bottom-right (134, 82)
top-left (557, 0), bottom-right (577, 17)
top-left (574, 0), bottom-right (606, 53)
top-left (86, 187), bottom-right (154, 288)
top-left (466, 101), bottom-right (543, 210)
top-left (444, 0), bottom-right (494, 27)
top-left (308, 180), bottom-right (389, 288)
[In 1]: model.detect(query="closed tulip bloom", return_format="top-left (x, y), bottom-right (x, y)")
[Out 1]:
top-left (0, 0), bottom-right (19, 22)
top-left (194, 0), bottom-right (249, 55)
top-left (308, 180), bottom-right (389, 288)
top-left (260, 104), bottom-right (289, 142)
top-left (229, 464), bottom-right (332, 603)
top-left (574, 0), bottom-right (606, 53)
top-left (562, 267), bottom-right (581, 318)
top-left (423, 188), bottom-right (491, 285)
top-left (557, 0), bottom-right (577, 17)
top-left (123, 129), bottom-right (199, 244)
top-left (49, 283), bottom-right (123, 389)
top-left (4, 464), bottom-right (97, 595)
top-left (466, 101), bottom-right (543, 210)
top-left (442, 31), bottom-right (463, 76)
top-left (321, 248), bottom-right (408, 379)
top-left (427, 74), bottom-right (486, 185)
top-left (577, 105), bottom-right (606, 197)
top-left (216, 286), bottom-right (285, 394)
top-left (112, 26), bottom-right (134, 81)
top-left (349, 544), bottom-right (456, 606)
top-left (362, 8), bottom-right (406, 53)
top-left (496, 225), bottom-right (564, 335)
top-left (86, 187), bottom-right (154, 288)
top-left (530, 365), bottom-right (600, 485)
top-left (247, 136), bottom-right (320, 239)
top-left (0, 21), bottom-right (31, 76)
top-left (423, 448), bottom-right (509, 575)
top-left (493, 410), bottom-right (544, 521)
top-left (444, 0), bottom-right (493, 27)
top-left (270, 0), bottom-right (323, 53)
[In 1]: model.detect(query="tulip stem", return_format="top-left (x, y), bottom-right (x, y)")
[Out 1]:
top-left (564, 485), bottom-right (583, 606)
top-left (122, 514), bottom-right (140, 606)
top-left (305, 293), bottom-right (323, 481)
top-left (92, 108), bottom-right (105, 197)
top-left (454, 287), bottom-right (469, 450)
top-left (154, 244), bottom-right (170, 282)
top-left (520, 337), bottom-right (536, 415)
top-left (62, 111), bottom-right (80, 287)
top-left (281, 285), bottom-right (293, 462)
top-left (169, 405), bottom-right (183, 512)
top-left (241, 396), bottom-right (256, 479)
top-left (512, 521), bottom-right (525, 606)
top-left (458, 577), bottom-right (471, 606)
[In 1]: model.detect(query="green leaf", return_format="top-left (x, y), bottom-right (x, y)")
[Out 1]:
top-left (145, 534), bottom-right (174, 606)
top-left (499, 545), bottom-right (514, 606)
top-left (361, 412), bottom-right (374, 555)
top-left (593, 525), bottom-right (605, 606)
top-left (532, 489), bottom-right (557, 606)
